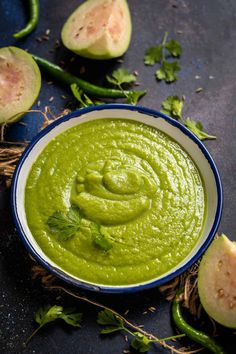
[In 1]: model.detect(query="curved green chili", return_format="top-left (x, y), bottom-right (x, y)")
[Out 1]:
top-left (32, 55), bottom-right (146, 99)
top-left (172, 295), bottom-right (226, 354)
top-left (13, 0), bottom-right (39, 38)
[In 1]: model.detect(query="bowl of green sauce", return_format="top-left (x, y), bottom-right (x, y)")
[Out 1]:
top-left (12, 104), bottom-right (223, 293)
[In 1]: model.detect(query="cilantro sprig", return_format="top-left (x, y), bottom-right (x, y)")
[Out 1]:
top-left (47, 206), bottom-right (82, 241)
top-left (25, 305), bottom-right (82, 345)
top-left (47, 206), bottom-right (112, 251)
top-left (97, 309), bottom-right (185, 353)
top-left (144, 32), bottom-right (182, 83)
top-left (184, 118), bottom-right (216, 140)
top-left (161, 96), bottom-right (216, 140)
top-left (106, 68), bottom-right (145, 105)
top-left (161, 95), bottom-right (184, 120)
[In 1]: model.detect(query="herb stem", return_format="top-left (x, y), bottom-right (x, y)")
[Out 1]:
top-left (161, 31), bottom-right (169, 62)
top-left (151, 333), bottom-right (185, 343)
top-left (24, 325), bottom-right (43, 346)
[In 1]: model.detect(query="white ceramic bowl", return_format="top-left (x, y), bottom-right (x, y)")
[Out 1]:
top-left (12, 104), bottom-right (223, 293)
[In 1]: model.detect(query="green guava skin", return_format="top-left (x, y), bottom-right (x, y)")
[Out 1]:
top-left (198, 235), bottom-right (236, 328)
top-left (0, 46), bottom-right (41, 124)
top-left (61, 0), bottom-right (132, 60)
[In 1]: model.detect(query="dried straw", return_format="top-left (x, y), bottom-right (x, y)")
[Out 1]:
top-left (0, 107), bottom-right (70, 186)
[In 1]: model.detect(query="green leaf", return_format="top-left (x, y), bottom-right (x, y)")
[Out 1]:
top-left (59, 308), bottom-right (83, 327)
top-left (91, 223), bottom-right (113, 251)
top-left (70, 83), bottom-right (104, 107)
top-left (161, 96), bottom-right (184, 120)
top-left (35, 305), bottom-right (63, 326)
top-left (126, 90), bottom-right (146, 105)
top-left (97, 309), bottom-right (124, 328)
top-left (47, 206), bottom-right (81, 241)
top-left (144, 45), bottom-right (162, 65)
top-left (156, 61), bottom-right (180, 82)
top-left (100, 326), bottom-right (124, 334)
top-left (184, 118), bottom-right (216, 140)
top-left (165, 39), bottom-right (182, 57)
top-left (131, 332), bottom-right (151, 353)
top-left (106, 68), bottom-right (136, 87)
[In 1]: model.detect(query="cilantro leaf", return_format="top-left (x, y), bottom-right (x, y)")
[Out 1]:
top-left (59, 308), bottom-right (83, 327)
top-left (144, 45), bottom-right (162, 65)
top-left (35, 305), bottom-right (63, 326)
top-left (184, 118), bottom-right (216, 140)
top-left (106, 68), bottom-right (136, 87)
top-left (126, 91), bottom-right (146, 105)
top-left (47, 206), bottom-right (81, 241)
top-left (131, 332), bottom-right (152, 353)
top-left (156, 61), bottom-right (180, 82)
top-left (161, 95), bottom-right (184, 120)
top-left (25, 305), bottom-right (82, 345)
top-left (91, 223), bottom-right (113, 251)
top-left (165, 39), bottom-right (182, 57)
top-left (97, 309), bottom-right (124, 334)
top-left (71, 83), bottom-right (104, 107)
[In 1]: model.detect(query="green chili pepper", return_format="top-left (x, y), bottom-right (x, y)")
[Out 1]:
top-left (32, 55), bottom-right (146, 100)
top-left (172, 294), bottom-right (226, 354)
top-left (13, 0), bottom-right (39, 38)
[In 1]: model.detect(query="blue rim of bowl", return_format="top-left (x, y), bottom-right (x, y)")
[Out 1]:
top-left (11, 104), bottom-right (223, 293)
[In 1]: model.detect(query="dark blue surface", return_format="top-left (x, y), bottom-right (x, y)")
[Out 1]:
top-left (1, 1), bottom-right (236, 354)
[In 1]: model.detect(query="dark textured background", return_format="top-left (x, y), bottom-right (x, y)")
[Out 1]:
top-left (0, 1), bottom-right (236, 353)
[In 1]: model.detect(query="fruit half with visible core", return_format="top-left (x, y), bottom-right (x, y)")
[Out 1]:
top-left (0, 46), bottom-right (41, 124)
top-left (61, 0), bottom-right (132, 59)
top-left (198, 234), bottom-right (236, 328)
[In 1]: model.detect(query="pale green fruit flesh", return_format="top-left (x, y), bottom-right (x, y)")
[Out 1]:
top-left (198, 234), bottom-right (236, 328)
top-left (61, 0), bottom-right (132, 59)
top-left (0, 47), bottom-right (41, 124)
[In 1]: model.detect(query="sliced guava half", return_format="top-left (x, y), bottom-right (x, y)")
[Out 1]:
top-left (61, 0), bottom-right (132, 59)
top-left (198, 234), bottom-right (236, 328)
top-left (0, 46), bottom-right (41, 124)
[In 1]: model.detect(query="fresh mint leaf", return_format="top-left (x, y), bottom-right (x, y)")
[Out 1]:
top-left (91, 223), bottom-right (112, 251)
top-left (70, 83), bottom-right (104, 107)
top-left (165, 39), bottom-right (182, 57)
top-left (131, 332), bottom-right (152, 353)
top-left (47, 206), bottom-right (81, 241)
top-left (184, 118), bottom-right (216, 140)
top-left (126, 90), bottom-right (146, 105)
top-left (97, 309), bottom-right (124, 332)
top-left (156, 61), bottom-right (180, 82)
top-left (106, 68), bottom-right (136, 87)
top-left (161, 95), bottom-right (184, 120)
top-left (144, 45), bottom-right (162, 65)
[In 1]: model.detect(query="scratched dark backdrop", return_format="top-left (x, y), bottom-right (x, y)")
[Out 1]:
top-left (0, 1), bottom-right (236, 353)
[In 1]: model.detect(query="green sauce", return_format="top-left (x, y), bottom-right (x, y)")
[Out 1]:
top-left (25, 118), bottom-right (206, 286)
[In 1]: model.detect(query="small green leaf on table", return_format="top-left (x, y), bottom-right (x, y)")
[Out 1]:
top-left (156, 61), bottom-right (180, 82)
